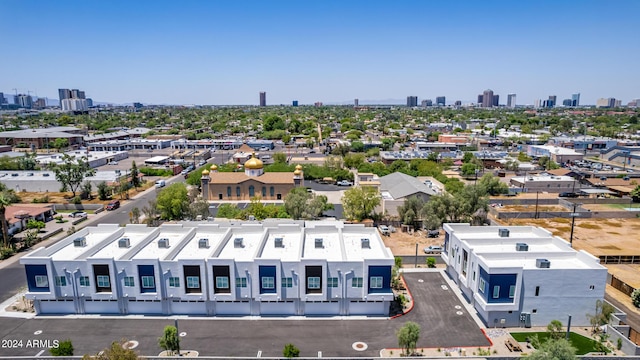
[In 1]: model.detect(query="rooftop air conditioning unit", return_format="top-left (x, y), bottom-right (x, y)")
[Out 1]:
top-left (498, 228), bottom-right (510, 237)
top-left (274, 237), bottom-right (284, 248)
top-left (361, 238), bottom-right (370, 249)
top-left (198, 238), bottom-right (209, 248)
top-left (234, 238), bottom-right (243, 248)
top-left (315, 238), bottom-right (323, 248)
top-left (515, 243), bottom-right (528, 251)
top-left (73, 237), bottom-right (86, 247)
top-left (536, 258), bottom-right (551, 268)
top-left (118, 238), bottom-right (130, 248)
top-left (158, 238), bottom-right (169, 248)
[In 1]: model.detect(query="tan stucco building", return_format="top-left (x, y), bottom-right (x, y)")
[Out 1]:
top-left (201, 154), bottom-right (304, 201)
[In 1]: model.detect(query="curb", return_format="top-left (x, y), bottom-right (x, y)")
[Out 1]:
top-left (389, 275), bottom-right (414, 319)
top-left (481, 328), bottom-right (494, 346)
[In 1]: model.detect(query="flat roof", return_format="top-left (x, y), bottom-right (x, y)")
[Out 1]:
top-left (218, 227), bottom-right (264, 261)
top-left (51, 231), bottom-right (113, 261)
top-left (259, 228), bottom-right (302, 261)
top-left (342, 229), bottom-right (387, 261)
top-left (132, 231), bottom-right (189, 260)
top-left (90, 230), bottom-right (151, 260)
top-left (479, 254), bottom-right (600, 270)
top-left (171, 228), bottom-right (227, 260)
top-left (302, 228), bottom-right (342, 261)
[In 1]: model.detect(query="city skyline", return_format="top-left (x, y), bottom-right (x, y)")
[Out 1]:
top-left (1, 0), bottom-right (639, 105)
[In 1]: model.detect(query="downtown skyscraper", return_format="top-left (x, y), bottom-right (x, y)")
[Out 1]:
top-left (259, 92), bottom-right (266, 107)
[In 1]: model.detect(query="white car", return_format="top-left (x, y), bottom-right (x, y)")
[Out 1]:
top-left (336, 180), bottom-right (353, 186)
top-left (424, 245), bottom-right (443, 254)
top-left (69, 211), bottom-right (87, 218)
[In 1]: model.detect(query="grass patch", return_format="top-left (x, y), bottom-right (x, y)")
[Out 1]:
top-left (605, 203), bottom-right (640, 210)
top-left (510, 332), bottom-right (599, 355)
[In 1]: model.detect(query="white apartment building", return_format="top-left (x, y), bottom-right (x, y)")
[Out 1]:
top-left (20, 221), bottom-right (394, 316)
top-left (442, 224), bottom-right (607, 327)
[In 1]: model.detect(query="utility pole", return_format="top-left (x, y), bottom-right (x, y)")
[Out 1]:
top-left (569, 203), bottom-right (581, 247)
top-left (534, 191), bottom-right (540, 219)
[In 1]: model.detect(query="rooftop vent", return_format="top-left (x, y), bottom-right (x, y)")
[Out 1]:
top-left (361, 238), bottom-right (370, 249)
top-left (234, 237), bottom-right (244, 248)
top-left (274, 237), bottom-right (284, 248)
top-left (536, 258), bottom-right (551, 268)
top-left (515, 243), bottom-right (528, 251)
top-left (198, 238), bottom-right (209, 248)
top-left (498, 228), bottom-right (510, 237)
top-left (315, 238), bottom-right (323, 248)
top-left (158, 238), bottom-right (170, 248)
top-left (73, 237), bottom-right (86, 247)
top-left (118, 238), bottom-right (130, 248)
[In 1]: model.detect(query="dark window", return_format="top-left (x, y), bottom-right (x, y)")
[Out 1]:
top-left (218, 194), bottom-right (223, 200)
top-left (249, 185), bottom-right (255, 197)
top-left (270, 186), bottom-right (274, 197)
top-left (212, 266), bottom-right (230, 294)
top-left (262, 187), bottom-right (267, 197)
top-left (236, 186), bottom-right (241, 197)
top-left (305, 266), bottom-right (322, 294)
top-left (227, 186), bottom-right (231, 197)
top-left (93, 264), bottom-right (111, 293)
top-left (535, 286), bottom-right (540, 296)
top-left (183, 265), bottom-right (201, 293)
top-left (277, 194), bottom-right (282, 200)
top-left (25, 264), bottom-right (49, 293)
top-left (138, 265), bottom-right (156, 293)
top-left (259, 266), bottom-right (276, 294)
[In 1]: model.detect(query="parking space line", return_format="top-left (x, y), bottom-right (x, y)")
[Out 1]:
top-left (257, 350), bottom-right (262, 357)
top-left (35, 350), bottom-right (45, 356)
top-left (318, 351), bottom-right (322, 357)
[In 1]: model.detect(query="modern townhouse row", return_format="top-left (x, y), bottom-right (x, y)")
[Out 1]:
top-left (20, 221), bottom-right (394, 316)
top-left (442, 224), bottom-right (607, 327)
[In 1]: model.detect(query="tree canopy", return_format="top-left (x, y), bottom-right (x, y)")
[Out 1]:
top-left (53, 154), bottom-right (96, 197)
top-left (156, 183), bottom-right (190, 220)
top-left (342, 186), bottom-right (381, 221)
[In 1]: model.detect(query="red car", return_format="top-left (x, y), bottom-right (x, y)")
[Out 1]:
top-left (106, 200), bottom-right (120, 211)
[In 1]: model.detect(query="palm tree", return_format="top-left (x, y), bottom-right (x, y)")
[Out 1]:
top-left (0, 192), bottom-right (12, 247)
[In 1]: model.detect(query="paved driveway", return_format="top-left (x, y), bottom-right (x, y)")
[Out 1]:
top-left (0, 272), bottom-right (489, 358)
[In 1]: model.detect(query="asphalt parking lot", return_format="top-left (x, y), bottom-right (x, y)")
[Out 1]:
top-left (0, 272), bottom-right (489, 358)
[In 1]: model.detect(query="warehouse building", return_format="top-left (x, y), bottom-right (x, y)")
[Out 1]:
top-left (20, 221), bottom-right (394, 316)
top-left (442, 223), bottom-right (607, 327)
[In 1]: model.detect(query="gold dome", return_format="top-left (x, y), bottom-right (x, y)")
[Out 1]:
top-left (210, 164), bottom-right (218, 171)
top-left (201, 169), bottom-right (210, 175)
top-left (244, 154), bottom-right (264, 169)
top-left (294, 169), bottom-right (302, 176)
top-left (295, 164), bottom-right (303, 171)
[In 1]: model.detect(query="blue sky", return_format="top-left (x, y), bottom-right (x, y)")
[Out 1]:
top-left (1, 0), bottom-right (639, 105)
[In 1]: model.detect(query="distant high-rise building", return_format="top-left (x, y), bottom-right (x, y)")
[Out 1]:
top-left (259, 92), bottom-right (266, 107)
top-left (406, 96), bottom-right (418, 107)
top-left (615, 99), bottom-right (622, 107)
top-left (14, 94), bottom-right (33, 109)
top-left (562, 99), bottom-right (572, 106)
top-left (61, 98), bottom-right (88, 112)
top-left (547, 95), bottom-right (557, 108)
top-left (534, 99), bottom-right (542, 108)
top-left (482, 89), bottom-right (494, 108)
top-left (454, 100), bottom-right (462, 106)
top-left (71, 89), bottom-right (85, 99)
top-left (59, 88), bottom-right (88, 107)
top-left (133, 102), bottom-right (143, 109)
top-left (421, 99), bottom-right (432, 107)
top-left (596, 98), bottom-right (616, 108)
top-left (354, 98), bottom-right (359, 107)
top-left (58, 88), bottom-right (72, 107)
top-left (34, 98), bottom-right (46, 109)
top-left (292, 100), bottom-right (298, 107)
top-left (314, 102), bottom-right (323, 107)
top-left (0, 92), bottom-right (4, 105)
top-left (436, 96), bottom-right (445, 106)
top-left (628, 99), bottom-right (639, 107)
top-left (571, 93), bottom-right (580, 107)
top-left (493, 94), bottom-right (499, 107)
top-left (86, 98), bottom-right (93, 107)
top-left (507, 94), bottom-right (516, 108)
top-left (477, 94), bottom-right (483, 105)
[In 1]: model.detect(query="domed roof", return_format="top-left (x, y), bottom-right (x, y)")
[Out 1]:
top-left (295, 164), bottom-right (303, 171)
top-left (201, 169), bottom-right (210, 175)
top-left (294, 169), bottom-right (302, 176)
top-left (244, 154), bottom-right (264, 169)
top-left (210, 164), bottom-right (218, 171)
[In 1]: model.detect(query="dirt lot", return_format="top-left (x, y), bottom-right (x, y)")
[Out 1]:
top-left (381, 229), bottom-right (444, 255)
top-left (16, 181), bottom-right (155, 205)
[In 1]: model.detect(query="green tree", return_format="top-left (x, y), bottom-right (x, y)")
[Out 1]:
top-left (426, 257), bottom-right (436, 268)
top-left (142, 199), bottom-right (160, 227)
top-left (50, 339), bottom-right (74, 356)
top-left (462, 151), bottom-right (474, 163)
top-left (342, 186), bottom-right (381, 221)
top-left (461, 162), bottom-right (478, 176)
top-left (478, 174), bottom-right (508, 195)
top-left (217, 203), bottom-right (243, 219)
top-left (188, 197), bottom-right (210, 220)
top-left (24, 219), bottom-right (45, 248)
top-left (97, 181), bottom-right (110, 200)
top-left (630, 185), bottom-right (640, 202)
top-left (283, 343), bottom-right (300, 358)
top-left (587, 299), bottom-right (615, 334)
top-left (130, 161), bottom-right (140, 189)
top-left (631, 288), bottom-right (640, 308)
top-left (52, 138), bottom-right (69, 152)
top-left (397, 196), bottom-right (425, 228)
top-left (284, 187), bottom-right (310, 220)
top-left (397, 321), bottom-right (421, 356)
top-left (307, 194), bottom-right (332, 219)
top-left (273, 152), bottom-right (287, 164)
top-left (130, 207), bottom-right (141, 224)
top-left (547, 320), bottom-right (563, 340)
top-left (53, 154), bottom-right (96, 197)
top-left (158, 325), bottom-right (180, 355)
top-left (517, 152), bottom-right (531, 162)
top-left (528, 338), bottom-right (577, 360)
top-left (0, 184), bottom-right (19, 247)
top-left (156, 183), bottom-right (189, 220)
top-left (82, 339), bottom-right (140, 360)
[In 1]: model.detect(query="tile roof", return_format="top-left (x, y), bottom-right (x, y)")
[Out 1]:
top-left (208, 172), bottom-right (294, 184)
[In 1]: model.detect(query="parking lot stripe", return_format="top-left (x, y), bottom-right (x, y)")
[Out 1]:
top-left (257, 350), bottom-right (262, 357)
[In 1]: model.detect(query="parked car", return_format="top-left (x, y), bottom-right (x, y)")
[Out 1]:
top-left (155, 180), bottom-right (166, 188)
top-left (559, 192), bottom-right (579, 198)
top-left (69, 211), bottom-right (87, 218)
top-left (427, 230), bottom-right (440, 238)
top-left (106, 200), bottom-right (120, 211)
top-left (423, 245), bottom-right (443, 254)
top-left (378, 225), bottom-right (391, 236)
top-left (336, 180), bottom-right (353, 186)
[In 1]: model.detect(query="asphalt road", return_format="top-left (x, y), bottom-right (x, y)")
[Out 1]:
top-left (0, 272), bottom-right (489, 358)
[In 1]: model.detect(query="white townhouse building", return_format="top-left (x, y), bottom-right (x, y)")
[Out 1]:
top-left (442, 224), bottom-right (607, 328)
top-left (20, 221), bottom-right (394, 317)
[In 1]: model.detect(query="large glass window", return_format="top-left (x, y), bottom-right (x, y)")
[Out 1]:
top-left (169, 277), bottom-right (180, 288)
top-left (509, 285), bottom-right (516, 299)
top-left (270, 186), bottom-right (274, 197)
top-left (97, 275), bottom-right (110, 288)
top-left (493, 285), bottom-right (500, 299)
top-left (370, 276), bottom-right (383, 289)
top-left (327, 277), bottom-right (339, 288)
top-left (55, 276), bottom-right (67, 287)
top-left (262, 187), bottom-right (267, 197)
top-left (142, 276), bottom-right (155, 289)
top-left (235, 277), bottom-right (247, 288)
top-left (227, 186), bottom-right (231, 197)
top-left (124, 276), bottom-right (135, 287)
top-left (282, 277), bottom-right (293, 288)
top-left (307, 277), bottom-right (320, 289)
top-left (236, 186), bottom-right (241, 197)
top-left (79, 276), bottom-right (90, 287)
top-left (249, 185), bottom-right (255, 197)
top-left (216, 276), bottom-right (229, 289)
top-left (186, 276), bottom-right (200, 289)
top-left (35, 275), bottom-right (49, 288)
top-left (478, 278), bottom-right (486, 293)
top-left (262, 277), bottom-right (275, 289)
top-left (352, 277), bottom-right (363, 288)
